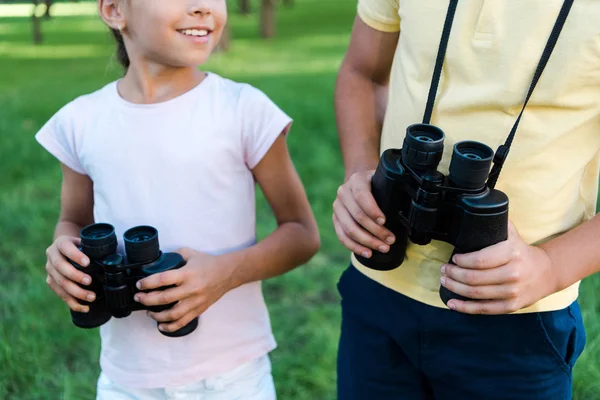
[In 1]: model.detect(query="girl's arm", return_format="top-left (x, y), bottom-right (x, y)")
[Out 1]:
top-left (135, 134), bottom-right (320, 333)
top-left (45, 164), bottom-right (96, 312)
top-left (224, 132), bottom-right (320, 288)
top-left (54, 164), bottom-right (95, 240)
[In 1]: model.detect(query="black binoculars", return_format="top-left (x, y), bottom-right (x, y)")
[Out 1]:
top-left (68, 223), bottom-right (197, 337)
top-left (355, 123), bottom-right (509, 305)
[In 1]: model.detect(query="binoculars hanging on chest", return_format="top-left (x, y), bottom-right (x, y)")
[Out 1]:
top-left (354, 123), bottom-right (509, 305)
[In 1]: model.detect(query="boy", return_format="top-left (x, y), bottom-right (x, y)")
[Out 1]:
top-left (333, 1), bottom-right (600, 399)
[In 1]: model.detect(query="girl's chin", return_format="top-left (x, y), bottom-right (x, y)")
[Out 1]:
top-left (166, 53), bottom-right (213, 69)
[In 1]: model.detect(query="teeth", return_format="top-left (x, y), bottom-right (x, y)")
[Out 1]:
top-left (181, 29), bottom-right (209, 37)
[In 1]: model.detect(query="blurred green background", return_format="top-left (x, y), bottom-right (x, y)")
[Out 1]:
top-left (0, 1), bottom-right (598, 399)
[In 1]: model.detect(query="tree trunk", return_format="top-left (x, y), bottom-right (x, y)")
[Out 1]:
top-left (260, 0), bottom-right (275, 39)
top-left (32, 1), bottom-right (43, 44)
top-left (43, 0), bottom-right (53, 19)
top-left (239, 0), bottom-right (251, 15)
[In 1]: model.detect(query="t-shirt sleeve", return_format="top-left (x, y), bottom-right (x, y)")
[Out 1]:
top-left (358, 0), bottom-right (401, 33)
top-left (34, 101), bottom-right (86, 175)
top-left (240, 85), bottom-right (293, 169)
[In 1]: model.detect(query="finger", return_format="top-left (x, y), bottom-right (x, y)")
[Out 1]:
top-left (57, 238), bottom-right (90, 267)
top-left (134, 285), bottom-right (189, 306)
top-left (348, 174), bottom-right (386, 224)
top-left (440, 276), bottom-right (518, 301)
top-left (441, 263), bottom-right (521, 286)
top-left (137, 269), bottom-right (185, 291)
top-left (46, 275), bottom-right (90, 313)
top-left (452, 240), bottom-right (513, 270)
top-left (158, 311), bottom-right (199, 334)
top-left (46, 263), bottom-right (96, 302)
top-left (46, 274), bottom-right (73, 303)
top-left (147, 298), bottom-right (196, 323)
top-left (175, 247), bottom-right (195, 261)
top-left (338, 187), bottom-right (394, 243)
top-left (47, 251), bottom-right (92, 287)
top-left (333, 213), bottom-right (373, 258)
top-left (508, 220), bottom-right (518, 239)
top-left (447, 299), bottom-right (521, 315)
top-left (333, 199), bottom-right (389, 253)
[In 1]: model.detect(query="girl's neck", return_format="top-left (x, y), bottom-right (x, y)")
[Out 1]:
top-left (117, 60), bottom-right (206, 105)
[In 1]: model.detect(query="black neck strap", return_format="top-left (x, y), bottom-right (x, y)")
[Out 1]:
top-left (422, 0), bottom-right (459, 126)
top-left (422, 0), bottom-right (573, 189)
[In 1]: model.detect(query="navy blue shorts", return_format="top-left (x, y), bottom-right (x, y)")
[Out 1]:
top-left (337, 265), bottom-right (587, 400)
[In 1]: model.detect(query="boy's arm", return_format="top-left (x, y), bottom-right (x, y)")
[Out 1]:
top-left (335, 16), bottom-right (398, 180)
top-left (333, 17), bottom-right (400, 258)
top-left (541, 213), bottom-right (600, 290)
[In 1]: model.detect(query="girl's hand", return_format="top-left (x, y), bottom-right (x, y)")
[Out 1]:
top-left (440, 221), bottom-right (558, 315)
top-left (134, 248), bottom-right (234, 333)
top-left (45, 236), bottom-right (96, 313)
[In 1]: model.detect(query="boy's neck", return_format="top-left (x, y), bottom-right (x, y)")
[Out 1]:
top-left (117, 61), bottom-right (207, 105)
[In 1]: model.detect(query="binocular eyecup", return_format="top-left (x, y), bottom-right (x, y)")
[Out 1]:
top-left (401, 124), bottom-right (445, 171)
top-left (449, 141), bottom-right (494, 190)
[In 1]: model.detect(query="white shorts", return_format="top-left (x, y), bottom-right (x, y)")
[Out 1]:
top-left (96, 355), bottom-right (276, 400)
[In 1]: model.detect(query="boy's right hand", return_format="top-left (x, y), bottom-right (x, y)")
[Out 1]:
top-left (45, 236), bottom-right (96, 313)
top-left (333, 170), bottom-right (396, 259)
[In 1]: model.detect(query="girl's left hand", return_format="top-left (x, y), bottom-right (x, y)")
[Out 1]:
top-left (134, 248), bottom-right (234, 333)
top-left (440, 221), bottom-right (559, 315)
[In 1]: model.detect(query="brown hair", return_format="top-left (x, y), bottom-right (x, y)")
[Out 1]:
top-left (110, 28), bottom-right (130, 70)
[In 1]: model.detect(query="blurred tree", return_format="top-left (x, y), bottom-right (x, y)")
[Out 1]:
top-left (283, 0), bottom-right (294, 8)
top-left (260, 0), bottom-right (275, 38)
top-left (30, 0), bottom-right (78, 43)
top-left (42, 0), bottom-right (53, 18)
top-left (31, 0), bottom-right (43, 44)
top-left (239, 0), bottom-right (250, 15)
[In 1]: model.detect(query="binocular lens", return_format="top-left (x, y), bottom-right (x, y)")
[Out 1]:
top-left (80, 223), bottom-right (118, 260)
top-left (401, 124), bottom-right (445, 170)
top-left (463, 153), bottom-right (483, 160)
top-left (415, 135), bottom-right (435, 143)
top-left (124, 226), bottom-right (160, 263)
top-left (449, 141), bottom-right (494, 190)
top-left (130, 234), bottom-right (153, 242)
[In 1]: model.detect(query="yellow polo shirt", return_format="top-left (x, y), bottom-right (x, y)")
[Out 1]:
top-left (351, 0), bottom-right (600, 312)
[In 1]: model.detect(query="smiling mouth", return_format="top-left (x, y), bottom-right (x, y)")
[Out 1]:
top-left (178, 29), bottom-right (211, 37)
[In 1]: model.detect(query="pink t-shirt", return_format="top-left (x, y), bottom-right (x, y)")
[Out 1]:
top-left (35, 73), bottom-right (292, 388)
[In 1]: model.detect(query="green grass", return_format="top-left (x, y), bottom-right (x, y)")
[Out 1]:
top-left (0, 1), bottom-right (598, 399)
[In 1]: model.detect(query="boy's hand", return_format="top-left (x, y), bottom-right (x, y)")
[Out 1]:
top-left (440, 221), bottom-right (559, 315)
top-left (134, 248), bottom-right (234, 333)
top-left (333, 170), bottom-right (396, 258)
top-left (45, 236), bottom-right (95, 313)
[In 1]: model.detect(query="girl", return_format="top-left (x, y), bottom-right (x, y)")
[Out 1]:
top-left (37, 0), bottom-right (320, 398)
